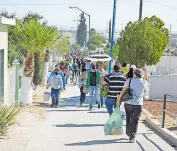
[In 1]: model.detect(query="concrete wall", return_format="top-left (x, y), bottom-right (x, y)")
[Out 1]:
top-left (149, 75), bottom-right (177, 100)
top-left (147, 56), bottom-right (177, 75)
top-left (0, 25), bottom-right (8, 104)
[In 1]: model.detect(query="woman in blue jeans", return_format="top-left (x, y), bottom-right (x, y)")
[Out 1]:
top-left (47, 69), bottom-right (63, 108)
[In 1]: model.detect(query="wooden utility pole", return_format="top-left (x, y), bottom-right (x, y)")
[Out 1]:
top-left (139, 0), bottom-right (143, 20)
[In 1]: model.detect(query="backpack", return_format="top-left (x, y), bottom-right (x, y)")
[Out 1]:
top-left (72, 63), bottom-right (77, 70)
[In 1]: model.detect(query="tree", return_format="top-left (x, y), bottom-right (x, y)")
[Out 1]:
top-left (22, 12), bottom-right (46, 87)
top-left (90, 28), bottom-right (105, 50)
top-left (14, 20), bottom-right (58, 104)
top-left (90, 44), bottom-right (97, 51)
top-left (77, 13), bottom-right (87, 47)
top-left (73, 44), bottom-right (80, 50)
top-left (117, 16), bottom-right (169, 67)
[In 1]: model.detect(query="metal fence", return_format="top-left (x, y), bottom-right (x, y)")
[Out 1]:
top-left (162, 94), bottom-right (177, 128)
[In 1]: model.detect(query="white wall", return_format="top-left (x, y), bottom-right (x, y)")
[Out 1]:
top-left (147, 56), bottom-right (177, 75)
top-left (0, 25), bottom-right (8, 104)
top-left (149, 75), bottom-right (177, 100)
top-left (7, 66), bottom-right (15, 105)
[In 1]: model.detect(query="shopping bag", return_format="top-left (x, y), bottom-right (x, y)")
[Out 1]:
top-left (43, 92), bottom-right (51, 101)
top-left (104, 106), bottom-right (123, 135)
top-left (83, 87), bottom-right (89, 94)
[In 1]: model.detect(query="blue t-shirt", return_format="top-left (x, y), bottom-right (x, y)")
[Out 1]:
top-left (124, 78), bottom-right (148, 105)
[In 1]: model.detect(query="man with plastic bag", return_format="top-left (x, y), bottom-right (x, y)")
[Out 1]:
top-left (104, 64), bottom-right (126, 136)
top-left (104, 64), bottom-right (126, 115)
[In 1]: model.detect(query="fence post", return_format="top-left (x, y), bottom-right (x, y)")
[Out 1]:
top-left (12, 60), bottom-right (20, 106)
top-left (162, 94), bottom-right (167, 128)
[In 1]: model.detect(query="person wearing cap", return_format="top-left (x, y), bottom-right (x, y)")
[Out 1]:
top-left (126, 65), bottom-right (137, 79)
top-left (86, 64), bottom-right (101, 110)
top-left (118, 68), bottom-right (148, 143)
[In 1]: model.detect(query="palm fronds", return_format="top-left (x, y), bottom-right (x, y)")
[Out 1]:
top-left (0, 104), bottom-right (19, 136)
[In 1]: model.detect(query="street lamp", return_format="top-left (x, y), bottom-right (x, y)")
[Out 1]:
top-left (69, 6), bottom-right (91, 55)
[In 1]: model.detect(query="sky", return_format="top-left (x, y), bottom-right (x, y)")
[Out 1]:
top-left (1, 0), bottom-right (177, 32)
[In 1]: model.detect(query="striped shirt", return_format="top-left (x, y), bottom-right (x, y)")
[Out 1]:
top-left (104, 72), bottom-right (126, 99)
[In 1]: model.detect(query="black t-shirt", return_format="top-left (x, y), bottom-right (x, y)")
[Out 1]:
top-left (81, 62), bottom-right (86, 71)
top-left (90, 71), bottom-right (96, 86)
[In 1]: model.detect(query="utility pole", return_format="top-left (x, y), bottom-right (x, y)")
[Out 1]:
top-left (169, 24), bottom-right (172, 74)
top-left (108, 0), bottom-right (117, 73)
top-left (139, 0), bottom-right (143, 20)
top-left (109, 19), bottom-right (112, 43)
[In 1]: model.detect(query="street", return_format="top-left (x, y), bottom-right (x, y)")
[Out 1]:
top-left (23, 85), bottom-right (175, 151)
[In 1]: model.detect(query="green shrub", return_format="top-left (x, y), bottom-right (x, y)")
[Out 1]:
top-left (0, 104), bottom-right (19, 136)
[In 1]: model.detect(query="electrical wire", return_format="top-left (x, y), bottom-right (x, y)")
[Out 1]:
top-left (145, 0), bottom-right (177, 10)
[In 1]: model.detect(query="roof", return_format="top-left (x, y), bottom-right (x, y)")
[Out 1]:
top-left (0, 16), bottom-right (16, 26)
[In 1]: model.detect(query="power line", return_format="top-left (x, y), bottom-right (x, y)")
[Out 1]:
top-left (145, 0), bottom-right (177, 10)
top-left (0, 4), bottom-right (67, 6)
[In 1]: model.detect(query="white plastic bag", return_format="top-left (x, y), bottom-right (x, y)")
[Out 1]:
top-left (43, 92), bottom-right (51, 101)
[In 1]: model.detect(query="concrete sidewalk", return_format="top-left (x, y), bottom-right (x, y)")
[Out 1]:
top-left (23, 85), bottom-right (176, 151)
top-left (1, 85), bottom-right (175, 151)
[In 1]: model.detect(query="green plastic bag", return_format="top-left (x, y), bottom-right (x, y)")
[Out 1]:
top-left (104, 106), bottom-right (123, 135)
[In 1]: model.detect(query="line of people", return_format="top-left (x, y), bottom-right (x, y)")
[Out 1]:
top-left (78, 61), bottom-right (148, 143)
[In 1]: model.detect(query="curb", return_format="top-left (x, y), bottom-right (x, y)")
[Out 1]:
top-left (143, 109), bottom-right (177, 147)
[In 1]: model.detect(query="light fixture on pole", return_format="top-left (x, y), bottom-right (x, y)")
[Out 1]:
top-left (69, 6), bottom-right (91, 55)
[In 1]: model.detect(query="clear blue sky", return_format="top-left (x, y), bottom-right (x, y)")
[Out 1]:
top-left (1, 0), bottom-right (177, 32)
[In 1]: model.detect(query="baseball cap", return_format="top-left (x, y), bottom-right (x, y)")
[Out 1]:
top-left (130, 65), bottom-right (137, 70)
top-left (135, 68), bottom-right (144, 78)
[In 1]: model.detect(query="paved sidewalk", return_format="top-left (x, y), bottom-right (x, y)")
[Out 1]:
top-left (1, 84), bottom-right (174, 151)
top-left (23, 85), bottom-right (176, 151)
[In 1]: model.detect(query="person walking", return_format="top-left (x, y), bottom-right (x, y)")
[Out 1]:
top-left (86, 60), bottom-right (91, 75)
top-left (79, 72), bottom-right (86, 106)
top-left (46, 68), bottom-right (63, 108)
top-left (121, 62), bottom-right (129, 75)
top-left (86, 64), bottom-right (101, 110)
top-left (126, 65), bottom-right (136, 79)
top-left (81, 58), bottom-right (86, 72)
top-left (104, 64), bottom-right (126, 115)
top-left (118, 68), bottom-right (148, 143)
top-left (98, 62), bottom-right (107, 107)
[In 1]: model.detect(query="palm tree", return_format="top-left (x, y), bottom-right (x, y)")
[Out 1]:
top-left (15, 20), bottom-right (58, 105)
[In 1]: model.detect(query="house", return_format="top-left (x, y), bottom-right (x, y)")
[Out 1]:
top-left (0, 16), bottom-right (16, 104)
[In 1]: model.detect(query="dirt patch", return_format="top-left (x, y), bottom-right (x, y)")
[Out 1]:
top-left (144, 100), bottom-right (177, 134)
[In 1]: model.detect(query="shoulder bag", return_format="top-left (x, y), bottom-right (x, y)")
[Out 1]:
top-left (121, 79), bottom-right (133, 102)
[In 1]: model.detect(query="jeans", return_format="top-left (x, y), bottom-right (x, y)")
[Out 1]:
top-left (105, 98), bottom-right (117, 115)
top-left (51, 88), bottom-right (60, 105)
top-left (100, 90), bottom-right (103, 106)
top-left (89, 86), bottom-right (100, 105)
top-left (124, 104), bottom-right (142, 137)
top-left (80, 87), bottom-right (86, 103)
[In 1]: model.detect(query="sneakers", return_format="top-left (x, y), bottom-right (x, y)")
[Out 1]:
top-left (89, 104), bottom-right (93, 110)
top-left (98, 103), bottom-right (101, 109)
top-left (129, 134), bottom-right (136, 143)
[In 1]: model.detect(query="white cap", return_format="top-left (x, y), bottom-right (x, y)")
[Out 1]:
top-left (130, 65), bottom-right (137, 70)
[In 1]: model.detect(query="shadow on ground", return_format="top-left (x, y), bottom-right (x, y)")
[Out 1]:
top-left (53, 123), bottom-right (104, 128)
top-left (65, 138), bottom-right (130, 146)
